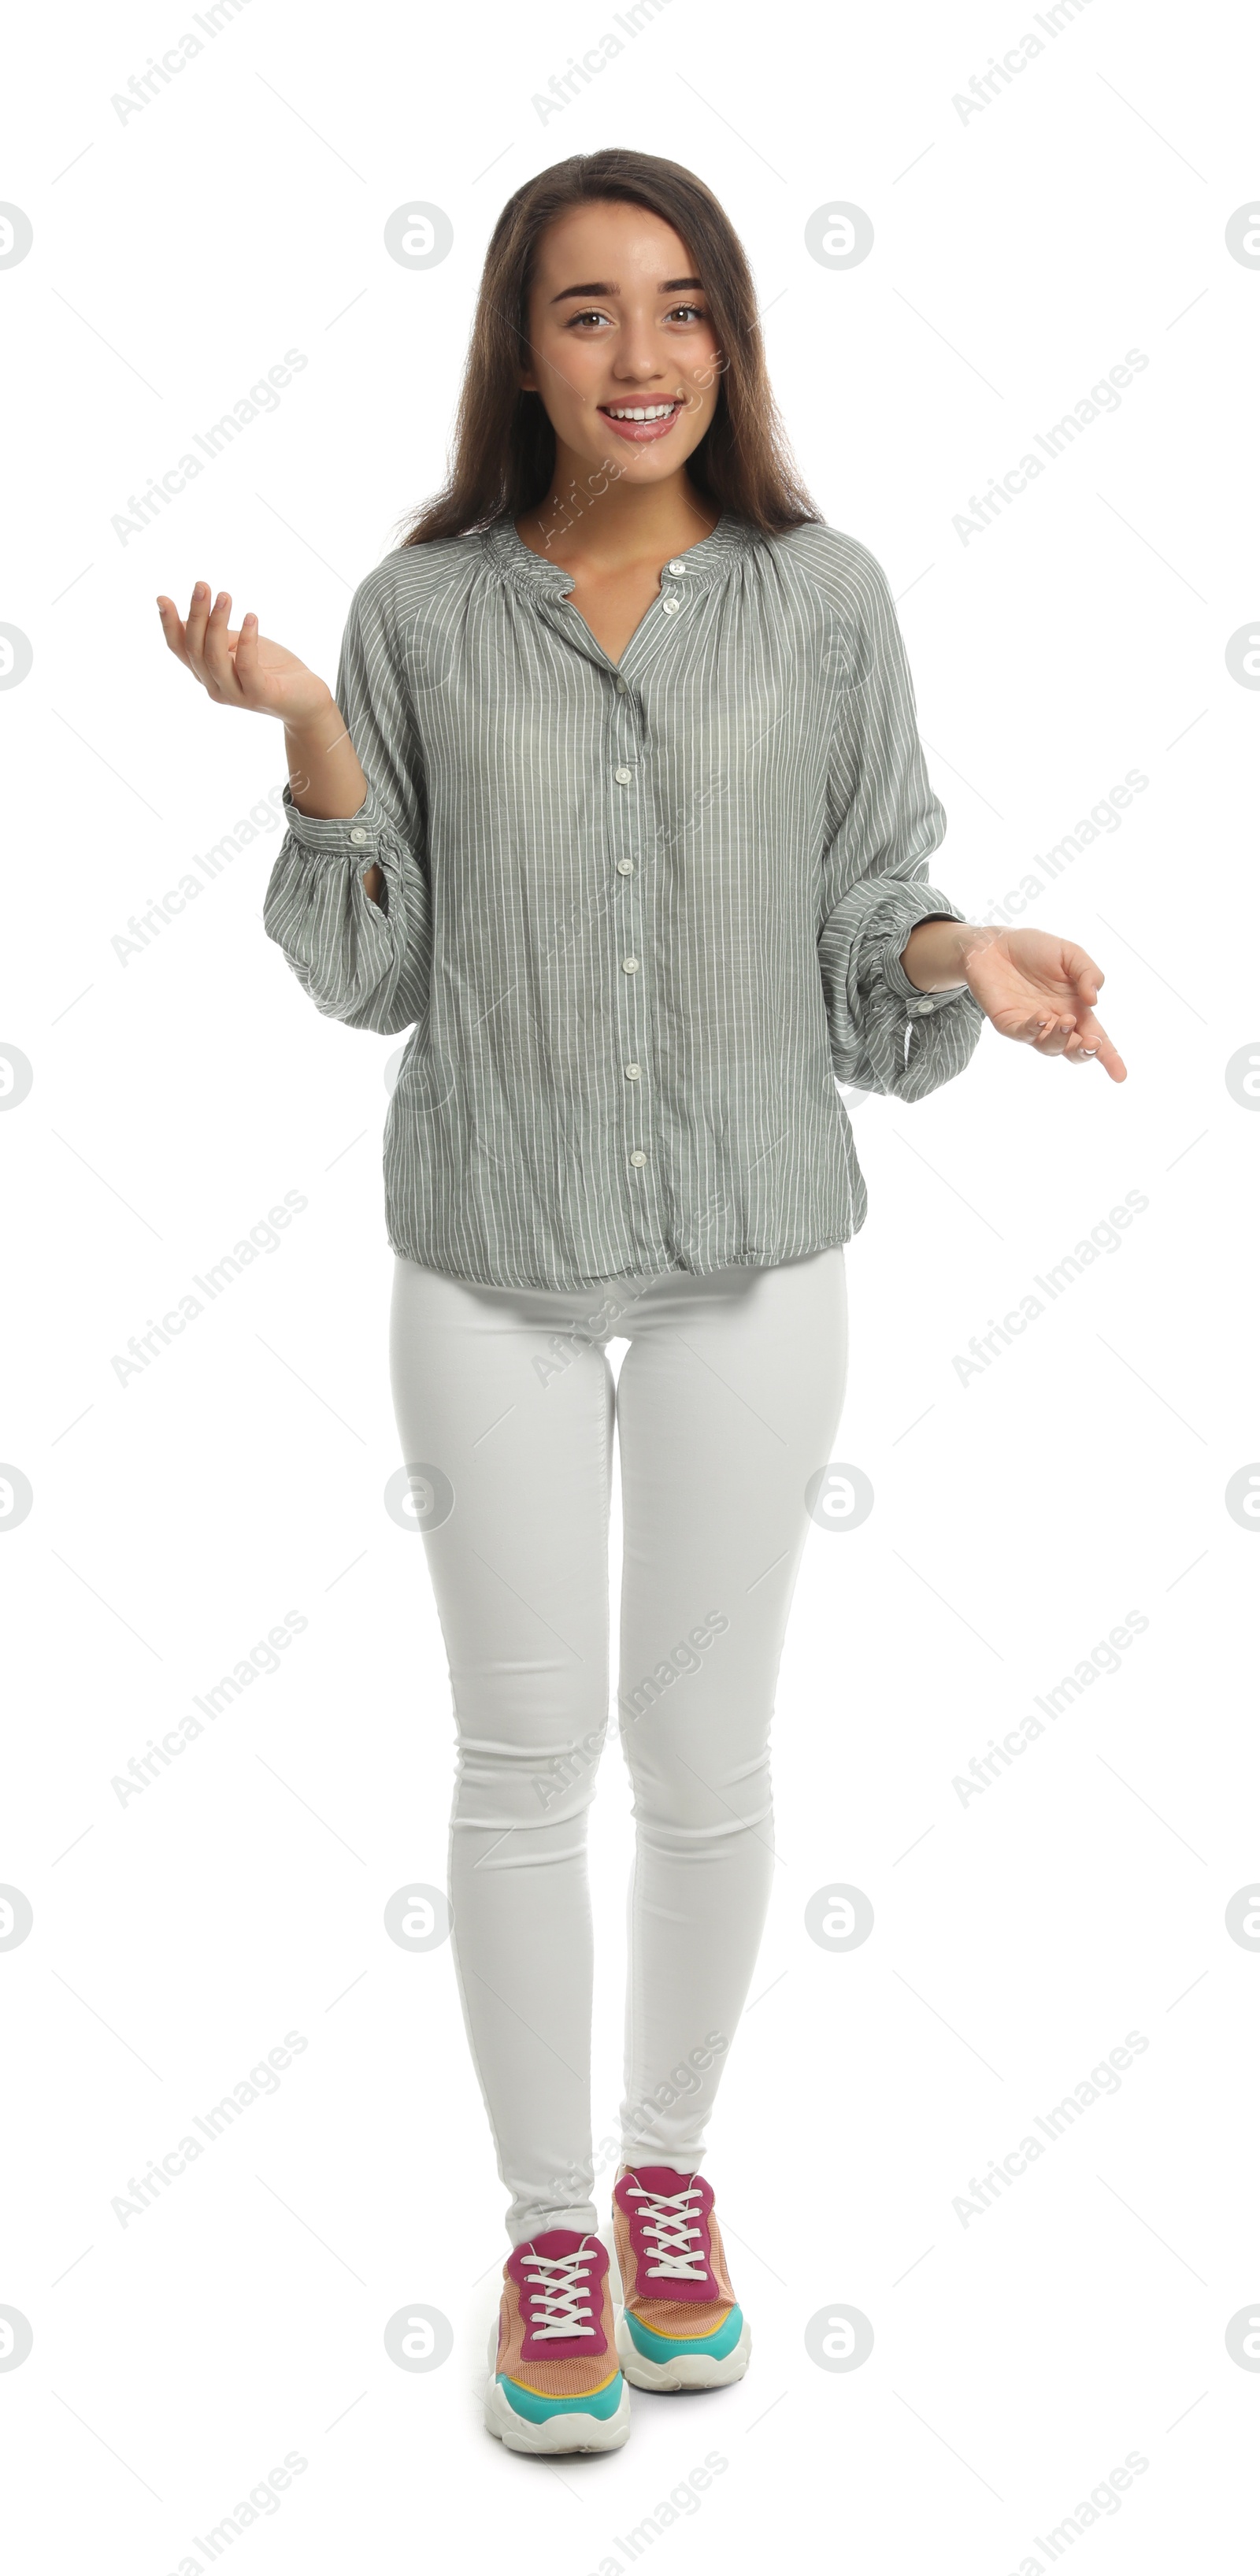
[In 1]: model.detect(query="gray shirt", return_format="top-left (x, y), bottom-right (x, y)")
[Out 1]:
top-left (262, 511), bottom-right (984, 1291)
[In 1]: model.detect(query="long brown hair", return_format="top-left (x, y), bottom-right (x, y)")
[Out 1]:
top-left (399, 148), bottom-right (821, 546)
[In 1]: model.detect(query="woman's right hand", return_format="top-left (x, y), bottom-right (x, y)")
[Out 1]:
top-left (156, 582), bottom-right (334, 725)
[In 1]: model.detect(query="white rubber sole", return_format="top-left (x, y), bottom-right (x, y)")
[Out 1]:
top-left (615, 2311), bottom-right (752, 2392)
top-left (484, 2370), bottom-right (632, 2452)
top-left (484, 2313), bottom-right (632, 2452)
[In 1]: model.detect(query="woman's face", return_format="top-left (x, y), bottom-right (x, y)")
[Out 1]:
top-left (518, 198), bottom-right (724, 492)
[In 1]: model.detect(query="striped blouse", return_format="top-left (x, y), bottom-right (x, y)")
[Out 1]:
top-left (262, 510), bottom-right (984, 1291)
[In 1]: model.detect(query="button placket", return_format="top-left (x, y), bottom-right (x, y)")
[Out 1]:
top-left (608, 680), bottom-right (652, 1195)
top-left (613, 558), bottom-right (696, 693)
top-left (533, 552), bottom-right (716, 1252)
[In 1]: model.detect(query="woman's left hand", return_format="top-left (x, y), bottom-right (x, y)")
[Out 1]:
top-left (961, 926), bottom-right (1128, 1083)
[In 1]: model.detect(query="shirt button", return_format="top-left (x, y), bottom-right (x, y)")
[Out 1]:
top-left (911, 997), bottom-right (935, 1015)
top-left (349, 828), bottom-right (369, 845)
top-left (662, 598), bottom-right (680, 616)
top-left (666, 558), bottom-right (686, 574)
top-left (615, 679), bottom-right (628, 694)
top-left (614, 765), bottom-right (633, 784)
top-left (621, 954), bottom-right (639, 973)
top-left (624, 1062), bottom-right (641, 1079)
top-left (629, 1149), bottom-right (647, 1166)
top-left (617, 858), bottom-right (634, 875)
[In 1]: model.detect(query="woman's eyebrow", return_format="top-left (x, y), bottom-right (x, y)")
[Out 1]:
top-left (549, 276), bottom-right (704, 303)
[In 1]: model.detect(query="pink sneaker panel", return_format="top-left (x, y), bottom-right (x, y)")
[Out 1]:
top-left (613, 2168), bottom-right (736, 2318)
top-left (497, 2229), bottom-right (616, 2396)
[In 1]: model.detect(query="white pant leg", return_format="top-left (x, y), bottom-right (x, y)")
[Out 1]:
top-left (613, 1247), bottom-right (848, 2168)
top-left (388, 1256), bottom-right (642, 2246)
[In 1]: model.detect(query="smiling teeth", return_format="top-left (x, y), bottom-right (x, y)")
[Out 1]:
top-left (604, 402), bottom-right (678, 420)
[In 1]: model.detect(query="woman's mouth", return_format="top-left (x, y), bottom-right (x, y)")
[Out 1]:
top-left (596, 398), bottom-right (685, 443)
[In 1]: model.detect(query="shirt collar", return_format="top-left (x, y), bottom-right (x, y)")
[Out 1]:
top-left (481, 506), bottom-right (755, 599)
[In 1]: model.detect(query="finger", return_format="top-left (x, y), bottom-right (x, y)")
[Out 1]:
top-left (1089, 1022), bottom-right (1127, 1083)
top-left (1063, 1000), bottom-right (1102, 1047)
top-left (1025, 1000), bottom-right (1073, 1040)
top-left (156, 598), bottom-right (193, 670)
top-left (183, 580), bottom-right (212, 676)
top-left (1065, 1018), bottom-right (1127, 1082)
top-left (1056, 940), bottom-right (1106, 1004)
top-left (202, 591), bottom-right (244, 702)
top-left (1065, 999), bottom-right (1106, 1053)
top-left (1032, 1011), bottom-right (1077, 1055)
top-left (1051, 937), bottom-right (1102, 994)
top-left (232, 612), bottom-right (261, 698)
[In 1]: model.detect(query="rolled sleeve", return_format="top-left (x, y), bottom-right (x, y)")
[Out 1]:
top-left (263, 572), bottom-right (432, 1035)
top-left (880, 914), bottom-right (962, 1002)
top-left (817, 550), bottom-right (984, 1102)
top-left (278, 776), bottom-right (391, 857)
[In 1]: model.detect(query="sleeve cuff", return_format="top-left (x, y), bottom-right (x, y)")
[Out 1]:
top-left (879, 914), bottom-right (975, 1007)
top-left (280, 777), bottom-right (392, 854)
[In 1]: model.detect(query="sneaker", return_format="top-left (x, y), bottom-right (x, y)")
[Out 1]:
top-left (611, 2166), bottom-right (751, 2390)
top-left (484, 2228), bottom-right (632, 2452)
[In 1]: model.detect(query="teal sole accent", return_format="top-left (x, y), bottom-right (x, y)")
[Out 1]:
top-left (624, 2303), bottom-right (744, 2363)
top-left (497, 2370), bottom-right (624, 2423)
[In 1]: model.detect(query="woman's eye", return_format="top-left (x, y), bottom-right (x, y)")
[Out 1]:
top-left (565, 303), bottom-right (708, 328)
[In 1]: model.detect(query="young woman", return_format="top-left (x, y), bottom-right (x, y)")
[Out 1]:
top-left (158, 147), bottom-right (1125, 2459)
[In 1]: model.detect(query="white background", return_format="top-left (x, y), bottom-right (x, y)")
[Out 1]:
top-left (3, 0), bottom-right (1258, 2566)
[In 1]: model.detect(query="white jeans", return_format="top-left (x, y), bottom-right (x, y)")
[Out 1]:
top-left (389, 1245), bottom-right (849, 2245)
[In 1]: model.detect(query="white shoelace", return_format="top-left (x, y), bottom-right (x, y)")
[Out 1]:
top-left (624, 2175), bottom-right (710, 2281)
top-left (520, 2239), bottom-right (600, 2339)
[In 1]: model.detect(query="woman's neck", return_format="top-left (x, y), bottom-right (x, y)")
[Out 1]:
top-left (517, 463), bottom-right (721, 573)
